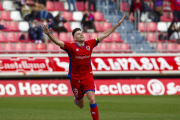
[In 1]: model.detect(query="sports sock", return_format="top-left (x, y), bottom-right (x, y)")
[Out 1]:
top-left (74, 97), bottom-right (78, 105)
top-left (90, 103), bottom-right (99, 120)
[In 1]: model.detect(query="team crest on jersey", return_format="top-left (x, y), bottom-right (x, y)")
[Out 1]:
top-left (86, 46), bottom-right (90, 51)
top-left (76, 48), bottom-right (79, 51)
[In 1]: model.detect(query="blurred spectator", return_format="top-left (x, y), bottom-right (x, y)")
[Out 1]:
top-left (159, 33), bottom-right (167, 41)
top-left (0, 24), bottom-right (6, 30)
top-left (24, 5), bottom-right (37, 21)
top-left (38, 0), bottom-right (47, 6)
top-left (77, 0), bottom-right (87, 5)
top-left (46, 12), bottom-right (54, 22)
top-left (67, 0), bottom-right (77, 11)
top-left (168, 22), bottom-right (180, 42)
top-left (81, 10), bottom-right (96, 32)
top-left (41, 19), bottom-right (54, 48)
top-left (88, 0), bottom-right (96, 11)
top-left (28, 20), bottom-right (42, 43)
top-left (21, 2), bottom-right (33, 19)
top-left (151, 0), bottom-right (163, 22)
top-left (34, 2), bottom-right (48, 20)
top-left (14, 0), bottom-right (26, 14)
top-left (171, 0), bottom-right (180, 22)
top-left (53, 12), bottom-right (68, 34)
top-left (130, 0), bottom-right (145, 20)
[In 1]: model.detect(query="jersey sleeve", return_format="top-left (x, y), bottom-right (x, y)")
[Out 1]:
top-left (87, 38), bottom-right (99, 48)
top-left (60, 42), bottom-right (72, 52)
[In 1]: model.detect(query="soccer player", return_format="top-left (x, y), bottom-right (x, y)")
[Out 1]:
top-left (42, 15), bottom-right (125, 120)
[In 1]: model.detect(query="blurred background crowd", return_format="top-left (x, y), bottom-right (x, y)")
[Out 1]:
top-left (0, 0), bottom-right (179, 53)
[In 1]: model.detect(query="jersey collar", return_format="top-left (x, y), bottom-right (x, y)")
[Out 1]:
top-left (75, 42), bottom-right (85, 48)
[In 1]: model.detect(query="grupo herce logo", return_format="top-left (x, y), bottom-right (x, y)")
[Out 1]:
top-left (147, 79), bottom-right (165, 95)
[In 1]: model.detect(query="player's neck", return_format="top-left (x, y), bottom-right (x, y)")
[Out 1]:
top-left (76, 41), bottom-right (85, 47)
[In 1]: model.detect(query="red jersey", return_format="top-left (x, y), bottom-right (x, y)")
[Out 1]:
top-left (132, 2), bottom-right (142, 12)
top-left (171, 0), bottom-right (180, 11)
top-left (61, 39), bottom-right (98, 80)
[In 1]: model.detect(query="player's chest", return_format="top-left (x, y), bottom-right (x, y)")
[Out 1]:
top-left (71, 45), bottom-right (92, 55)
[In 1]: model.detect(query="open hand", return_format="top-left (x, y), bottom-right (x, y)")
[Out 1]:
top-left (42, 25), bottom-right (51, 35)
top-left (117, 15), bottom-right (125, 26)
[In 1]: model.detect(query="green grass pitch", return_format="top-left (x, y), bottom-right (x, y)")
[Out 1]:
top-left (0, 95), bottom-right (180, 120)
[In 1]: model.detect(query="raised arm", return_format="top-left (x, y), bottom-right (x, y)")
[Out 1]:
top-left (98, 15), bottom-right (125, 42)
top-left (42, 25), bottom-right (64, 48)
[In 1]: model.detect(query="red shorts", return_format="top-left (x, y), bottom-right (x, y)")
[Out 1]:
top-left (70, 76), bottom-right (95, 100)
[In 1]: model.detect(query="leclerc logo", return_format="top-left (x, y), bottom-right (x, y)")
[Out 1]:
top-left (147, 79), bottom-right (165, 95)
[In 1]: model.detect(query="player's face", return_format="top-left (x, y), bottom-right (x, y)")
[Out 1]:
top-left (74, 30), bottom-right (85, 42)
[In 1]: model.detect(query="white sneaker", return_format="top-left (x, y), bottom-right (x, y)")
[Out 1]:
top-left (39, 40), bottom-right (42, 44)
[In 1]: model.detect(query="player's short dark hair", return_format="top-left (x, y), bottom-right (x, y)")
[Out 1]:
top-left (72, 28), bottom-right (81, 38)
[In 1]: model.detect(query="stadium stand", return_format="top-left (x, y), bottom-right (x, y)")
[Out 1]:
top-left (15, 43), bottom-right (25, 53)
top-left (0, 0), bottom-right (179, 54)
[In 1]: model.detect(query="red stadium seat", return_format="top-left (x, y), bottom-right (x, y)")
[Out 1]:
top-left (17, 33), bottom-right (29, 43)
top-left (46, 1), bottom-right (56, 11)
top-left (147, 33), bottom-right (157, 42)
top-left (103, 36), bottom-right (111, 42)
top-left (62, 12), bottom-right (74, 21)
top-left (167, 43), bottom-right (176, 53)
top-left (163, 2), bottom-right (168, 7)
top-left (156, 43), bottom-right (166, 53)
top-left (160, 12), bottom-right (172, 22)
top-left (148, 22), bottom-right (157, 32)
top-left (169, 12), bottom-right (174, 21)
top-left (59, 32), bottom-right (69, 42)
top-left (25, 43), bottom-right (36, 53)
top-left (47, 43), bottom-right (58, 53)
top-left (1, 11), bottom-right (12, 21)
top-left (83, 33), bottom-right (90, 41)
top-left (120, 2), bottom-right (130, 11)
top-left (90, 33), bottom-right (99, 39)
top-left (52, 32), bottom-right (58, 38)
top-left (69, 34), bottom-right (74, 42)
top-left (102, 22), bottom-right (112, 31)
top-left (94, 12), bottom-right (105, 21)
top-left (7, 32), bottom-right (18, 42)
top-left (9, 22), bottom-right (20, 32)
top-left (149, 2), bottom-right (153, 10)
top-left (176, 44), bottom-right (180, 52)
top-left (15, 43), bottom-right (25, 53)
top-left (0, 22), bottom-right (10, 31)
top-left (0, 44), bottom-right (4, 54)
top-left (76, 2), bottom-right (85, 11)
top-left (56, 45), bottom-right (65, 53)
top-left (4, 43), bottom-right (14, 53)
top-left (0, 2), bottom-right (4, 10)
top-left (63, 22), bottom-right (72, 32)
top-left (85, 1), bottom-right (94, 11)
top-left (163, 2), bottom-right (171, 12)
top-left (120, 43), bottom-right (131, 53)
top-left (36, 43), bottom-right (46, 53)
top-left (109, 43), bottom-right (119, 53)
top-left (93, 45), bottom-right (99, 53)
top-left (55, 2), bottom-right (66, 11)
top-left (0, 33), bottom-right (7, 42)
top-left (111, 33), bottom-right (123, 42)
top-left (99, 43), bottom-right (109, 53)
top-left (138, 22), bottom-right (147, 32)
top-left (94, 22), bottom-right (102, 32)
